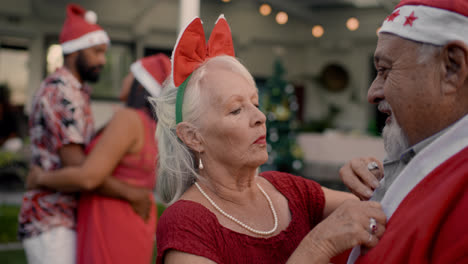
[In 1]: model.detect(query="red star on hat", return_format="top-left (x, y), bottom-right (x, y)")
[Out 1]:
top-left (404, 11), bottom-right (418, 26)
top-left (386, 9), bottom-right (400, 22)
top-left (379, 0), bottom-right (468, 47)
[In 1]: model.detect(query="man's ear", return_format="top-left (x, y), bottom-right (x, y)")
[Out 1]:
top-left (441, 41), bottom-right (468, 94)
top-left (63, 52), bottom-right (76, 65)
top-left (176, 122), bottom-right (204, 152)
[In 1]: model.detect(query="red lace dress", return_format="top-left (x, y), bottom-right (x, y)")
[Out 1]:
top-left (156, 171), bottom-right (325, 264)
top-left (76, 110), bottom-right (158, 264)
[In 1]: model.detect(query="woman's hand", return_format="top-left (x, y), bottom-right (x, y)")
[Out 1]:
top-left (340, 157), bottom-right (383, 200)
top-left (297, 200), bottom-right (386, 263)
top-left (26, 165), bottom-right (45, 190)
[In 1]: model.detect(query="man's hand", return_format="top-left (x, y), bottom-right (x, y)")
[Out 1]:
top-left (128, 188), bottom-right (153, 221)
top-left (96, 176), bottom-right (154, 221)
top-left (26, 165), bottom-right (45, 190)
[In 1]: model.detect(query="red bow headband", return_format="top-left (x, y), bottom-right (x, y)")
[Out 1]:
top-left (173, 15), bottom-right (235, 124)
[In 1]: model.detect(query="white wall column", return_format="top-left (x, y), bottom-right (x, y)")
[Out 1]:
top-left (25, 33), bottom-right (44, 114)
top-left (135, 36), bottom-right (145, 60)
top-left (178, 0), bottom-right (200, 34)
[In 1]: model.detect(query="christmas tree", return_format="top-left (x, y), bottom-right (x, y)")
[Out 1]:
top-left (260, 59), bottom-right (304, 175)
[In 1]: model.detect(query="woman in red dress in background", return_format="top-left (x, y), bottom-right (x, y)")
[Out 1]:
top-left (27, 53), bottom-right (171, 264)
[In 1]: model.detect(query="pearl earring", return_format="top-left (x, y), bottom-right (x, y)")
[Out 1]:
top-left (199, 158), bottom-right (204, 170)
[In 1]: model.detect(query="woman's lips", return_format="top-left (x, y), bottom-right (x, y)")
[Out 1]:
top-left (254, 135), bottom-right (266, 144)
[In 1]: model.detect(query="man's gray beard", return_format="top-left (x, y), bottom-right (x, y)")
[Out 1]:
top-left (382, 117), bottom-right (410, 160)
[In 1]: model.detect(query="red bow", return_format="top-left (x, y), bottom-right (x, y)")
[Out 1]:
top-left (172, 15), bottom-right (235, 87)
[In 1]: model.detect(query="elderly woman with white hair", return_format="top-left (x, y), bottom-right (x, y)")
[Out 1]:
top-left (154, 16), bottom-right (386, 264)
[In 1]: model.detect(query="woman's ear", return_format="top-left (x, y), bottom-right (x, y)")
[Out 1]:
top-left (441, 41), bottom-right (468, 94)
top-left (176, 122), bottom-right (203, 152)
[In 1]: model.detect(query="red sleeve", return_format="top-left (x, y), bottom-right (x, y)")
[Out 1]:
top-left (432, 184), bottom-right (468, 264)
top-left (260, 171), bottom-right (325, 227)
top-left (156, 200), bottom-right (222, 264)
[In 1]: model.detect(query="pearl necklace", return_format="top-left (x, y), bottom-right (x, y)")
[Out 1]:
top-left (194, 182), bottom-right (278, 236)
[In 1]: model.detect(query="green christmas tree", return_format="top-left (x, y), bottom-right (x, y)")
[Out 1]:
top-left (260, 59), bottom-right (304, 175)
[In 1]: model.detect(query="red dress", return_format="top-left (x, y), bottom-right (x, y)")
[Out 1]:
top-left (156, 171), bottom-right (325, 264)
top-left (76, 109), bottom-right (158, 264)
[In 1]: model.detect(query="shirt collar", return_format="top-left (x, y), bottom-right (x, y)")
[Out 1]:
top-left (386, 125), bottom-right (452, 165)
top-left (58, 67), bottom-right (92, 95)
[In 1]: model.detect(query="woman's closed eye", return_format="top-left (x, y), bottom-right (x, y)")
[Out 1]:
top-left (230, 108), bottom-right (241, 115)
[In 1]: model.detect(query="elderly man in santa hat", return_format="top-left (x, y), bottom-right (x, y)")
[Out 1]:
top-left (340, 0), bottom-right (468, 263)
top-left (19, 4), bottom-right (152, 264)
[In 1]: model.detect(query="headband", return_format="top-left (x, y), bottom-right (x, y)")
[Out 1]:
top-left (171, 15), bottom-right (235, 124)
top-left (379, 4), bottom-right (468, 46)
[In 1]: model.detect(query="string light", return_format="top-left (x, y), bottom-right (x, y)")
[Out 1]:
top-left (276, 11), bottom-right (288, 25)
top-left (259, 3), bottom-right (272, 16)
top-left (346, 17), bottom-right (359, 31)
top-left (312, 25), bottom-right (324, 38)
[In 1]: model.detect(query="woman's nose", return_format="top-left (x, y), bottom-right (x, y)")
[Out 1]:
top-left (253, 106), bottom-right (266, 126)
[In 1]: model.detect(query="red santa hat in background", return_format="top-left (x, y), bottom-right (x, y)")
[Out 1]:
top-left (130, 53), bottom-right (171, 97)
top-left (379, 0), bottom-right (468, 46)
top-left (60, 4), bottom-right (110, 54)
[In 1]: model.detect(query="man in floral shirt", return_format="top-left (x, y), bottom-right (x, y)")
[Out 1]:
top-left (19, 4), bottom-right (151, 264)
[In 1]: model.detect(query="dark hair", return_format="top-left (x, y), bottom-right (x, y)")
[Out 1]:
top-left (0, 83), bottom-right (11, 108)
top-left (126, 79), bottom-right (157, 121)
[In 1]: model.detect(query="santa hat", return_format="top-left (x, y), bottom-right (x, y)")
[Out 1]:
top-left (379, 0), bottom-right (468, 46)
top-left (130, 53), bottom-right (171, 97)
top-left (60, 4), bottom-right (110, 54)
top-left (171, 14), bottom-right (235, 123)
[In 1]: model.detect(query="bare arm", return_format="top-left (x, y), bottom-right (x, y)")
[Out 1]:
top-left (44, 109), bottom-right (139, 191)
top-left (321, 187), bottom-right (358, 218)
top-left (161, 201), bottom-right (386, 264)
top-left (286, 200), bottom-right (386, 264)
top-left (28, 108), bottom-right (152, 219)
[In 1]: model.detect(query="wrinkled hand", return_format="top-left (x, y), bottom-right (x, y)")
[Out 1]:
top-left (307, 200), bottom-right (386, 261)
top-left (340, 157), bottom-right (383, 200)
top-left (129, 189), bottom-right (152, 222)
top-left (26, 165), bottom-right (44, 190)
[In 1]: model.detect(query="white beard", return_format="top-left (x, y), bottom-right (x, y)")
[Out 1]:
top-left (382, 116), bottom-right (410, 160)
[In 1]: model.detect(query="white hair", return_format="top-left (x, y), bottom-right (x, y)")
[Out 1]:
top-left (417, 42), bottom-right (443, 64)
top-left (379, 101), bottom-right (410, 160)
top-left (151, 55), bottom-right (256, 205)
top-left (382, 117), bottom-right (410, 160)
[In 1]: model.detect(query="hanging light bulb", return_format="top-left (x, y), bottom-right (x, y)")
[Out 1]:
top-left (312, 25), bottom-right (324, 38)
top-left (259, 3), bottom-right (272, 16)
top-left (276, 11), bottom-right (288, 25)
top-left (346, 17), bottom-right (359, 31)
top-left (221, 0), bottom-right (231, 2)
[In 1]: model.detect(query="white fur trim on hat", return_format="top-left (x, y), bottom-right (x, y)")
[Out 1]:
top-left (85, 10), bottom-right (97, 24)
top-left (61, 30), bottom-right (110, 54)
top-left (130, 60), bottom-right (162, 97)
top-left (380, 5), bottom-right (468, 46)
